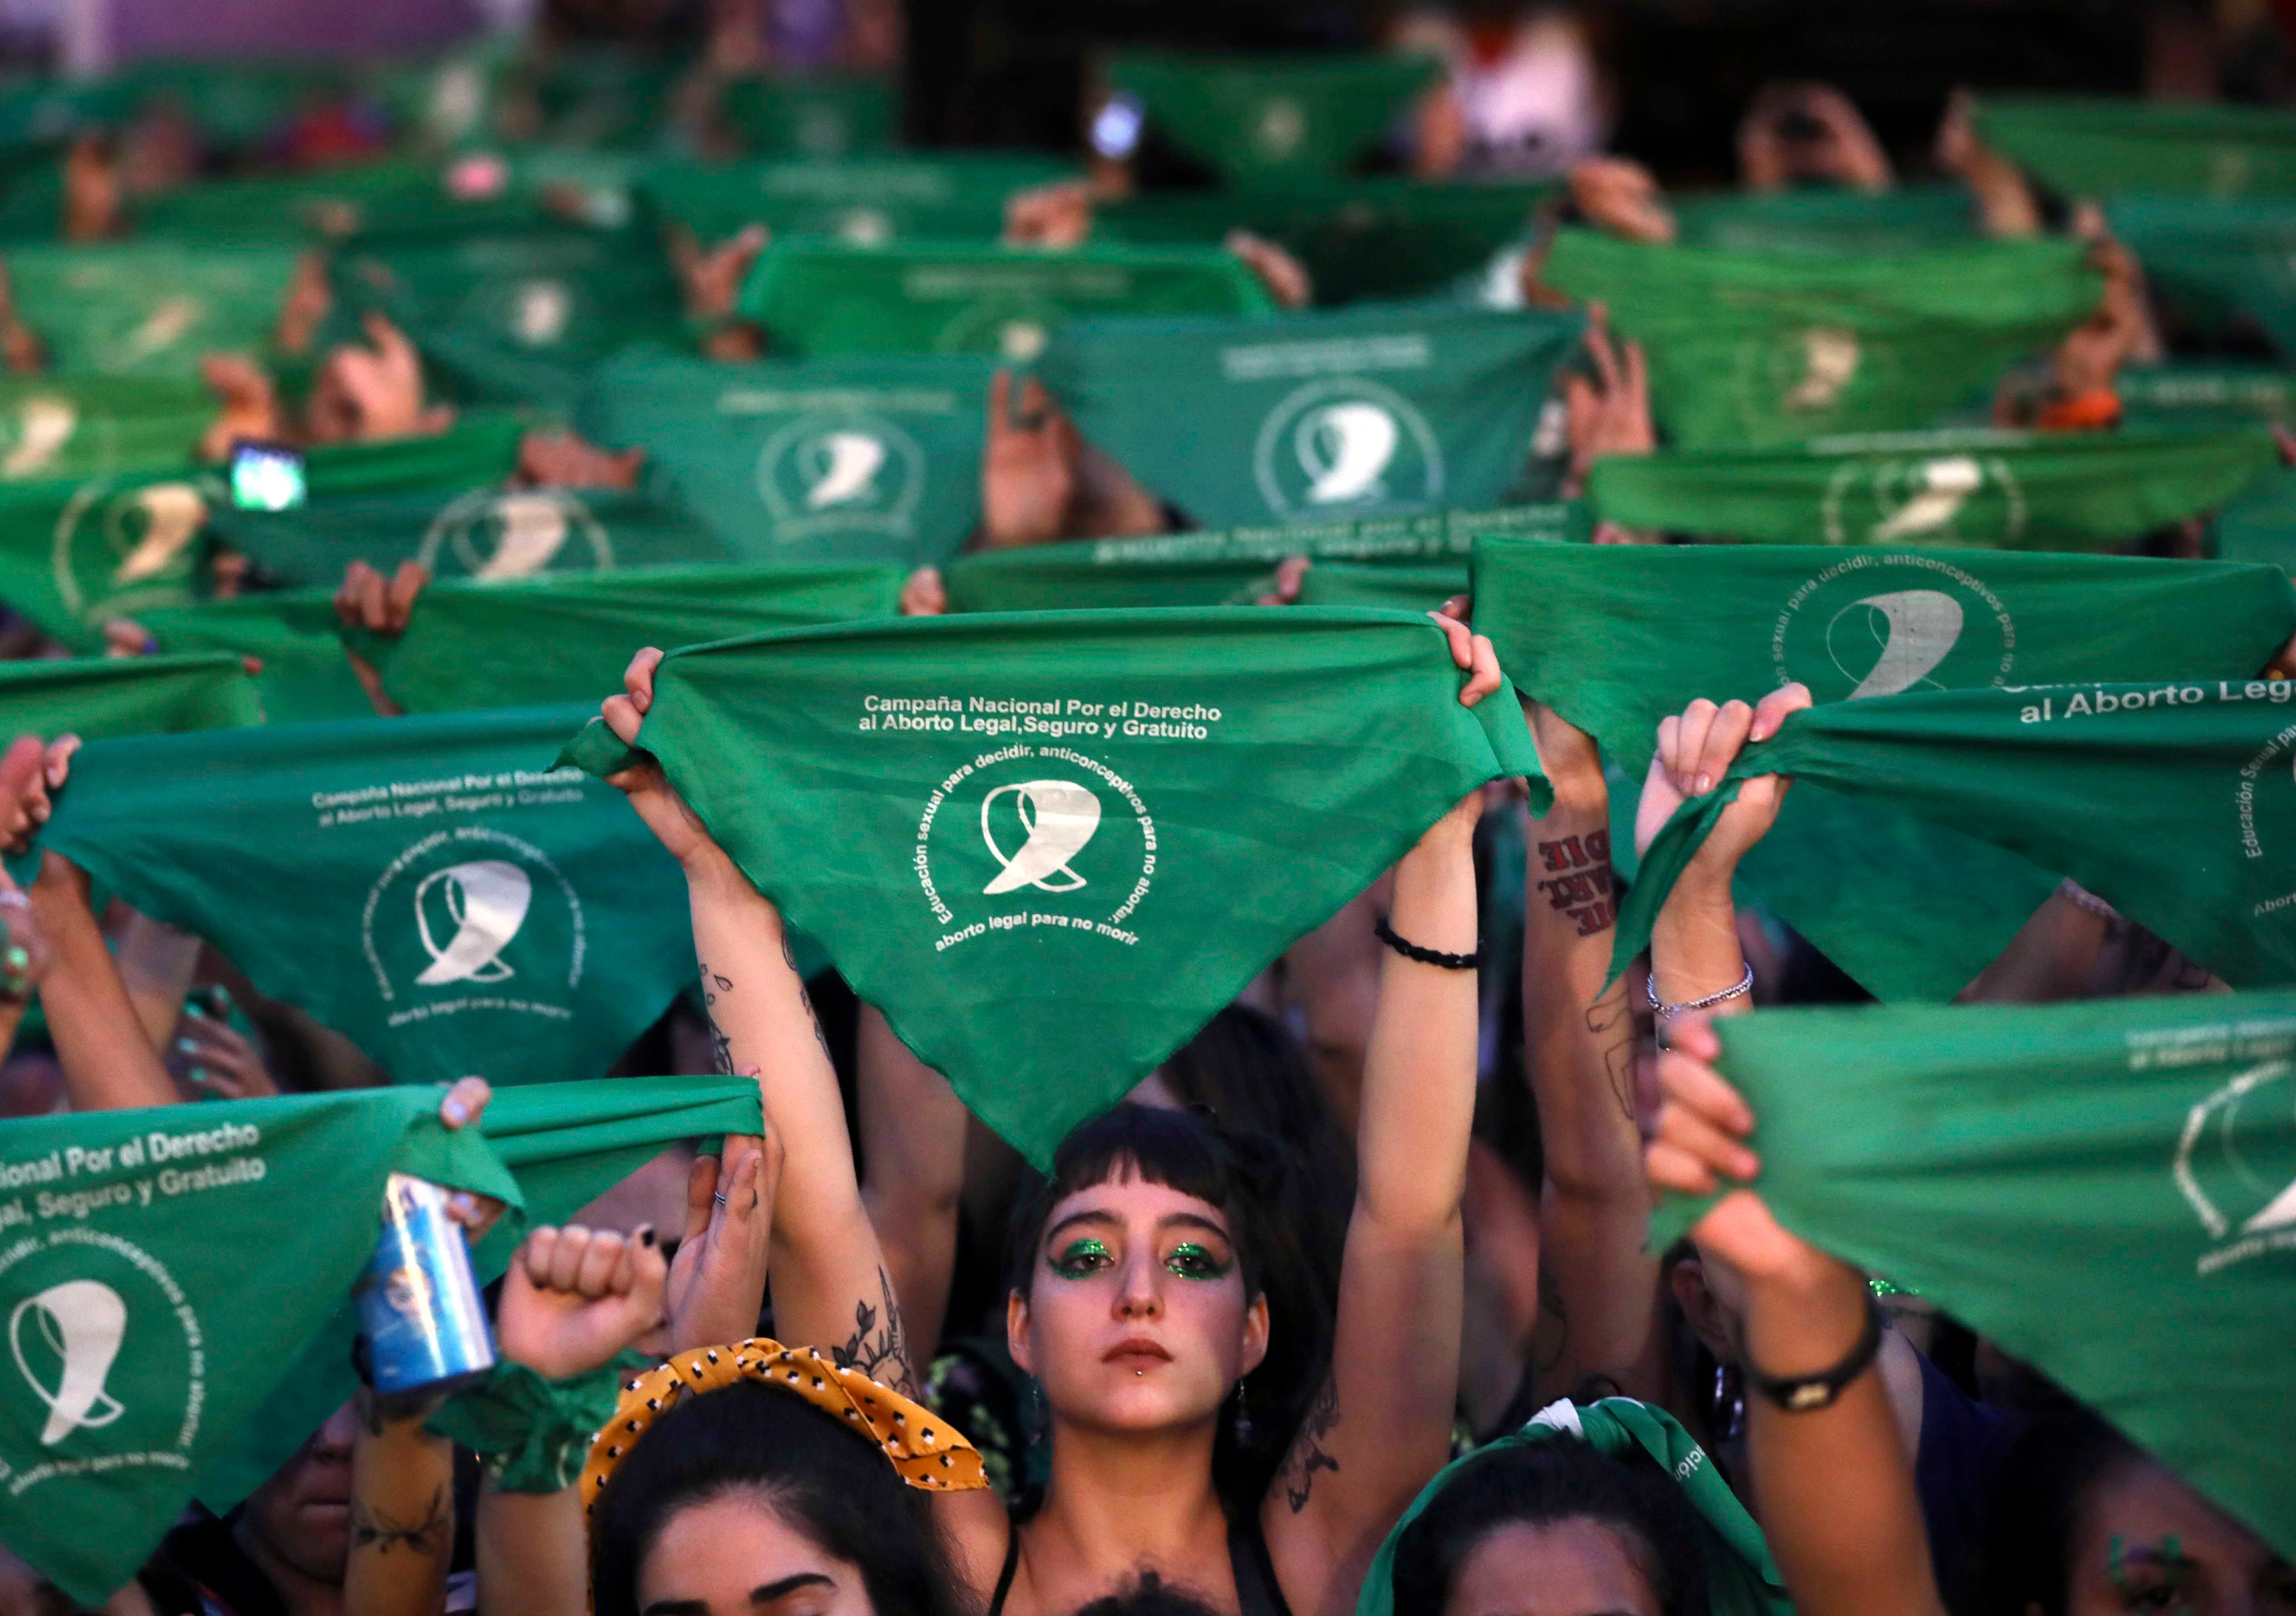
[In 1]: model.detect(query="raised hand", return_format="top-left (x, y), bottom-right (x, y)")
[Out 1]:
top-left (198, 353), bottom-right (285, 462)
top-left (1225, 229), bottom-right (1312, 308)
top-left (898, 566), bottom-right (947, 617)
top-left (309, 312), bottom-right (453, 444)
top-left (1562, 301), bottom-right (1654, 496)
top-left (600, 649), bottom-right (734, 879)
top-left (1634, 683), bottom-right (1810, 862)
top-left (980, 370), bottom-right (1079, 548)
top-left (515, 429), bottom-right (646, 490)
top-left (496, 1223), bottom-right (669, 1381)
top-left (1003, 181), bottom-right (1093, 248)
top-left (0, 732), bottom-right (78, 855)
top-left (335, 559), bottom-right (430, 636)
top-left (1523, 697), bottom-right (1607, 815)
top-left (435, 1077), bottom-right (507, 1240)
top-left (1427, 610), bottom-right (1502, 708)
top-left (1567, 157), bottom-right (1676, 245)
top-left (657, 1131), bottom-right (782, 1352)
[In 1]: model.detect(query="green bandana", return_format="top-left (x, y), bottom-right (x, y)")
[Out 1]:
top-left (1540, 229), bottom-right (2098, 450)
top-left (1651, 993), bottom-right (2296, 1557)
top-left (718, 72), bottom-right (899, 160)
top-left (2107, 198), bottom-right (2296, 358)
top-left (0, 651), bottom-right (263, 740)
top-left (2215, 468), bottom-right (2296, 575)
top-left (353, 560), bottom-right (908, 714)
top-left (197, 1072), bottom-right (765, 1517)
top-left (1094, 178), bottom-right (1552, 308)
top-left (2119, 365), bottom-right (2296, 429)
top-left (734, 239), bottom-right (1273, 360)
top-left (1587, 427), bottom-right (2278, 550)
top-left (1475, 538), bottom-right (2296, 998)
top-left (1039, 303), bottom-right (1581, 529)
top-left (1358, 1397), bottom-right (1789, 1616)
top-left (1615, 680), bottom-right (2296, 991)
top-left (130, 591), bottom-right (377, 726)
top-left (944, 504), bottom-right (1583, 614)
top-left (3, 242), bottom-right (301, 379)
top-left (329, 226), bottom-right (684, 408)
top-left (1103, 52), bottom-right (1442, 187)
top-left (0, 466), bottom-right (219, 650)
top-left (577, 346), bottom-right (994, 566)
top-left (562, 608), bottom-right (1539, 1164)
top-left (1975, 96), bottom-right (2296, 199)
top-left (33, 707), bottom-right (693, 1087)
top-left (638, 154), bottom-right (1077, 248)
top-left (0, 376), bottom-right (205, 484)
top-left (0, 1087), bottom-right (509, 1604)
top-left (1670, 183), bottom-right (1979, 254)
top-left (135, 151), bottom-right (645, 245)
top-left (1293, 561), bottom-right (1464, 613)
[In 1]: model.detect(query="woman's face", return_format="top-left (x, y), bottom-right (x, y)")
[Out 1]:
top-left (1444, 1517), bottom-right (1665, 1616)
top-left (1010, 1165), bottom-right (1268, 1436)
top-left (637, 1495), bottom-right (877, 1616)
top-left (2063, 1459), bottom-right (2296, 1616)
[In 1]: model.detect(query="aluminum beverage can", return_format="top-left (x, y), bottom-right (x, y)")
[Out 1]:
top-left (357, 1172), bottom-right (495, 1399)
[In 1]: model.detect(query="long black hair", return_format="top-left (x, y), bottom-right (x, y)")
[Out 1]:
top-left (1963, 1412), bottom-right (2148, 1616)
top-left (1387, 1438), bottom-right (1712, 1616)
top-left (591, 1380), bottom-right (964, 1616)
top-left (1005, 1102), bottom-right (1332, 1520)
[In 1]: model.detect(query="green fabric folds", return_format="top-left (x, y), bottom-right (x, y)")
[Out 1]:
top-left (1652, 994), bottom-right (2296, 1556)
top-left (1104, 51), bottom-right (1441, 186)
top-left (735, 239), bottom-right (1273, 360)
top-left (718, 73), bottom-right (899, 160)
top-left (0, 467), bottom-right (218, 648)
top-left (2119, 364), bottom-right (2296, 429)
top-left (1541, 230), bottom-right (2097, 450)
top-left (2, 242), bottom-right (301, 379)
top-left (1669, 183), bottom-right (1979, 255)
top-left (2109, 198), bottom-right (2296, 358)
top-left (562, 608), bottom-right (1540, 1165)
top-left (131, 591), bottom-right (377, 727)
top-left (0, 376), bottom-right (206, 483)
top-left (1357, 1397), bottom-right (1788, 1616)
top-left (0, 1087), bottom-right (507, 1604)
top-left (640, 155), bottom-right (1075, 248)
top-left (578, 347), bottom-right (994, 566)
top-left (1586, 427), bottom-right (2278, 550)
top-left (1614, 680), bottom-right (2296, 991)
top-left (356, 561), bottom-right (909, 714)
top-left (33, 707), bottom-right (693, 1087)
top-left (1475, 539), bottom-right (2296, 998)
top-left (0, 652), bottom-right (264, 740)
top-left (1975, 96), bottom-right (2296, 199)
top-left (944, 504), bottom-right (1583, 613)
top-left (1040, 302), bottom-right (1580, 529)
top-left (424, 1357), bottom-right (626, 1493)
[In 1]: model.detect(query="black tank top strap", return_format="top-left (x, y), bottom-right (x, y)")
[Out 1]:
top-left (1227, 1512), bottom-right (1296, 1616)
top-left (987, 1523), bottom-right (1021, 1616)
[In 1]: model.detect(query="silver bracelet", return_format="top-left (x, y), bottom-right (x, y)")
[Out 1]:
top-left (1647, 961), bottom-right (1754, 1020)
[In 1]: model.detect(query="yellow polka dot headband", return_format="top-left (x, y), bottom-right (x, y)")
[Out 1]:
top-left (581, 1338), bottom-right (987, 1516)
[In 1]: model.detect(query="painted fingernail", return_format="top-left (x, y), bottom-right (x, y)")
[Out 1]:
top-left (175, 1037), bottom-right (198, 1054)
top-left (1695, 773), bottom-right (1712, 793)
top-left (442, 1098), bottom-right (468, 1125)
top-left (188, 1067), bottom-right (211, 1086)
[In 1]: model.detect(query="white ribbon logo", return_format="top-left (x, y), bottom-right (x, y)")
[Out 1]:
top-left (414, 860), bottom-right (533, 985)
top-left (10, 1280), bottom-right (127, 1445)
top-left (511, 279), bottom-right (573, 347)
top-left (1, 396), bottom-right (77, 479)
top-left (1298, 402), bottom-right (1399, 505)
top-left (803, 431), bottom-right (888, 509)
top-left (1870, 456), bottom-right (1983, 540)
top-left (981, 781), bottom-right (1101, 895)
top-left (1785, 326), bottom-right (1860, 411)
top-left (1828, 589), bottom-right (1965, 699)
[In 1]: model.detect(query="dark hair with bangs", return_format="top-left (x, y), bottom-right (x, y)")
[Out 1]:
top-left (1005, 1102), bottom-right (1333, 1518)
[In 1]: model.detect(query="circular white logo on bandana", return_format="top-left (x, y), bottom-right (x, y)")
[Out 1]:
top-left (2175, 1058), bottom-right (2296, 1274)
top-left (363, 828), bottom-right (586, 1026)
top-left (0, 395), bottom-right (86, 481)
top-left (464, 275), bottom-right (584, 349)
top-left (1252, 377), bottom-right (1443, 519)
top-left (1771, 553), bottom-right (2016, 702)
top-left (418, 487), bottom-right (613, 581)
top-left (2233, 690), bottom-right (2296, 919)
top-left (1821, 453), bottom-right (2027, 547)
top-left (755, 412), bottom-right (925, 541)
top-left (1251, 97), bottom-right (1308, 163)
top-left (932, 297), bottom-right (1063, 362)
top-left (0, 1228), bottom-right (204, 1488)
top-left (51, 476), bottom-right (215, 624)
top-left (913, 743), bottom-right (1159, 953)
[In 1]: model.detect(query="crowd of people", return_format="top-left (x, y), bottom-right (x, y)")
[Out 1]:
top-left (0, 3), bottom-right (2288, 1616)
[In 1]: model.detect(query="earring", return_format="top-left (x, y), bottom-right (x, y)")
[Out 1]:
top-left (1230, 1378), bottom-right (1253, 1445)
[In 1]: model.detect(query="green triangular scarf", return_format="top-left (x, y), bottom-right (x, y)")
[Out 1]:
top-left (562, 608), bottom-right (1540, 1164)
top-left (1039, 302), bottom-right (1581, 529)
top-left (637, 154), bottom-right (1079, 249)
top-left (1103, 52), bottom-right (1442, 186)
top-left (0, 375), bottom-right (206, 484)
top-left (2108, 197), bottom-right (2296, 358)
top-left (1615, 681), bottom-right (2296, 989)
top-left (0, 466), bottom-right (221, 649)
top-left (131, 590), bottom-right (378, 726)
top-left (0, 651), bottom-right (264, 739)
top-left (1651, 993), bottom-right (2296, 1557)
top-left (1475, 538), bottom-right (2296, 998)
top-left (1587, 427), bottom-right (2277, 550)
top-left (1540, 230), bottom-right (2097, 450)
top-left (32, 706), bottom-right (693, 1087)
top-left (2, 241), bottom-right (302, 379)
top-left (1670, 183), bottom-right (1979, 255)
top-left (1974, 96), bottom-right (2296, 199)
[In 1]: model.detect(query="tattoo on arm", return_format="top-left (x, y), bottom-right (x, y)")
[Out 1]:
top-left (779, 927), bottom-right (837, 1068)
top-left (699, 960), bottom-right (736, 1075)
top-left (349, 1484), bottom-right (452, 1557)
top-left (1582, 975), bottom-right (1636, 1125)
top-left (1533, 833), bottom-right (1616, 937)
top-left (1278, 1378), bottom-right (1341, 1513)
top-left (831, 1265), bottom-right (916, 1395)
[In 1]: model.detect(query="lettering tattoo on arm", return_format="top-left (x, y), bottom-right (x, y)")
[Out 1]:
top-left (1534, 832), bottom-right (1616, 938)
top-left (832, 1265), bottom-right (917, 1395)
top-left (1279, 1378), bottom-right (1341, 1513)
top-left (778, 929), bottom-right (837, 1068)
top-left (349, 1484), bottom-right (452, 1557)
top-left (1583, 973), bottom-right (1636, 1125)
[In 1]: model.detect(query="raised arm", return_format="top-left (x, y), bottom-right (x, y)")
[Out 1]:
top-left (600, 650), bottom-right (913, 1391)
top-left (1267, 618), bottom-right (1497, 1611)
top-left (1516, 701), bottom-right (1665, 1402)
top-left (857, 1004), bottom-right (969, 1364)
top-left (33, 852), bottom-right (175, 1111)
top-left (1647, 1016), bottom-right (1944, 1616)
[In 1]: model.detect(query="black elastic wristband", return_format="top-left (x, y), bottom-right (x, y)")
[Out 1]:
top-left (1373, 913), bottom-right (1481, 971)
top-left (1740, 1288), bottom-right (1885, 1414)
